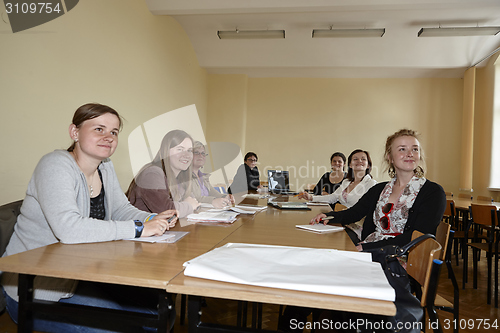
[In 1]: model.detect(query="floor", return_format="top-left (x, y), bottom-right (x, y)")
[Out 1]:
top-left (0, 247), bottom-right (498, 333)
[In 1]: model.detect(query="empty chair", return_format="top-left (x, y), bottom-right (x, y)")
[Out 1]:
top-left (444, 191), bottom-right (453, 197)
top-left (434, 222), bottom-right (459, 333)
top-left (464, 204), bottom-right (499, 305)
top-left (407, 231), bottom-right (443, 332)
top-left (477, 195), bottom-right (494, 203)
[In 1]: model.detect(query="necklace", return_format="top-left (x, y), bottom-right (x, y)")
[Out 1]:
top-left (89, 171), bottom-right (95, 197)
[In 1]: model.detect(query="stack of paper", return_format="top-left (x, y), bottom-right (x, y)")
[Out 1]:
top-left (187, 211), bottom-right (239, 223)
top-left (183, 243), bottom-right (395, 301)
top-left (235, 204), bottom-right (267, 211)
top-left (296, 224), bottom-right (344, 233)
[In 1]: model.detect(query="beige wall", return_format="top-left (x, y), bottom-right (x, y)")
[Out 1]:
top-left (207, 76), bottom-right (463, 192)
top-left (0, 0), bottom-right (208, 204)
top-left (474, 54), bottom-right (500, 201)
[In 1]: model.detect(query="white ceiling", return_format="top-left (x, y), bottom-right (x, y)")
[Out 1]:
top-left (145, 0), bottom-right (500, 78)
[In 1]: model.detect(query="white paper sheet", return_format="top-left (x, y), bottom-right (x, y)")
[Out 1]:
top-left (183, 243), bottom-right (395, 302)
top-left (296, 224), bottom-right (344, 233)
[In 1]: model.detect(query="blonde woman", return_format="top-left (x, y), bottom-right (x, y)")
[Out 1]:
top-left (311, 129), bottom-right (446, 251)
top-left (128, 130), bottom-right (200, 218)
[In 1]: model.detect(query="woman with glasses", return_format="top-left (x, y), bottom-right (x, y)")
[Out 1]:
top-left (127, 130), bottom-right (200, 218)
top-left (228, 152), bottom-right (262, 194)
top-left (312, 152), bottom-right (346, 195)
top-left (191, 141), bottom-right (234, 208)
top-left (310, 129), bottom-right (446, 251)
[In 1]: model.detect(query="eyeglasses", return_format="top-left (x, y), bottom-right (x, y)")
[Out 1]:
top-left (193, 152), bottom-right (208, 157)
top-left (380, 203), bottom-right (394, 230)
top-left (247, 159), bottom-right (257, 162)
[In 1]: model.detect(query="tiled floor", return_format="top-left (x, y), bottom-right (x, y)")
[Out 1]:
top-left (0, 247), bottom-right (498, 332)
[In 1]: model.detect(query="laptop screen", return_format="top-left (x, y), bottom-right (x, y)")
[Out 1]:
top-left (267, 170), bottom-right (290, 193)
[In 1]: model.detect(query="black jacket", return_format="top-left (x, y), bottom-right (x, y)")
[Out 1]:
top-left (326, 180), bottom-right (446, 250)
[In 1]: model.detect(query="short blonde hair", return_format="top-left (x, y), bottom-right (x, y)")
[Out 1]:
top-left (384, 129), bottom-right (426, 176)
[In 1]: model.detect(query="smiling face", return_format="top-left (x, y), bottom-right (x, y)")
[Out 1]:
top-left (192, 146), bottom-right (207, 170)
top-left (389, 135), bottom-right (421, 175)
top-left (331, 156), bottom-right (345, 172)
top-left (168, 137), bottom-right (193, 176)
top-left (69, 113), bottom-right (120, 163)
top-left (349, 152), bottom-right (368, 173)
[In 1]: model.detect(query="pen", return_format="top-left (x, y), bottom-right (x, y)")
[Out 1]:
top-left (167, 214), bottom-right (177, 223)
top-left (321, 216), bottom-right (334, 221)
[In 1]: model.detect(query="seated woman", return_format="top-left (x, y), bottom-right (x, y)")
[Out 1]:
top-left (127, 130), bottom-right (200, 218)
top-left (311, 129), bottom-right (446, 251)
top-left (299, 149), bottom-right (377, 241)
top-left (280, 129), bottom-right (446, 333)
top-left (1, 103), bottom-right (178, 333)
top-left (312, 152), bottom-right (346, 195)
top-left (191, 141), bottom-right (234, 208)
top-left (228, 152), bottom-right (262, 194)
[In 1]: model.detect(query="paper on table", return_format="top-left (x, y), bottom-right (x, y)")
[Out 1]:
top-left (306, 202), bottom-right (330, 206)
top-left (126, 231), bottom-right (189, 243)
top-left (183, 243), bottom-right (395, 302)
top-left (296, 224), bottom-right (344, 233)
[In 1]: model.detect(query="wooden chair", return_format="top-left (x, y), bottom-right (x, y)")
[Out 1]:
top-left (477, 195), bottom-right (494, 203)
top-left (464, 204), bottom-right (499, 305)
top-left (444, 191), bottom-right (453, 197)
top-left (407, 231), bottom-right (443, 332)
top-left (0, 199), bottom-right (23, 314)
top-left (434, 222), bottom-right (459, 333)
top-left (457, 193), bottom-right (473, 200)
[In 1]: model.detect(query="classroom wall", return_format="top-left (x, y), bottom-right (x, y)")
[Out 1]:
top-left (0, 0), bottom-right (208, 204)
top-left (474, 54), bottom-right (500, 201)
top-left (206, 76), bottom-right (463, 192)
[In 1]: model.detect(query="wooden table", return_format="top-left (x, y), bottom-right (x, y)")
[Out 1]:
top-left (0, 196), bottom-right (396, 332)
top-left (168, 197), bottom-right (395, 333)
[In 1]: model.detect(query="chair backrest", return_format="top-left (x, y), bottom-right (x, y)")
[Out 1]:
top-left (435, 222), bottom-right (451, 262)
top-left (407, 231), bottom-right (442, 307)
top-left (458, 193), bottom-right (473, 200)
top-left (0, 199), bottom-right (23, 256)
top-left (334, 204), bottom-right (347, 212)
top-left (469, 204), bottom-right (497, 228)
top-left (443, 199), bottom-right (455, 218)
top-left (444, 191), bottom-right (453, 197)
top-left (477, 195), bottom-right (493, 203)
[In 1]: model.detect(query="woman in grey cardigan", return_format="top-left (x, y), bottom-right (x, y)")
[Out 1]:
top-left (1, 103), bottom-right (177, 332)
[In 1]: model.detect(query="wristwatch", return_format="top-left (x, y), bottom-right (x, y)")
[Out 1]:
top-left (134, 220), bottom-right (144, 238)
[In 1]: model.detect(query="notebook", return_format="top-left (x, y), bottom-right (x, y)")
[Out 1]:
top-left (267, 170), bottom-right (298, 195)
top-left (296, 224), bottom-right (344, 233)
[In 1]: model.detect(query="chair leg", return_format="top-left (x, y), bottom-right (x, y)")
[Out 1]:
top-left (487, 252), bottom-right (492, 305)
top-left (473, 248), bottom-right (478, 289)
top-left (463, 241), bottom-right (468, 289)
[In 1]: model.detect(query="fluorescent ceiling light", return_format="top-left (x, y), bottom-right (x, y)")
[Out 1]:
top-left (312, 28), bottom-right (385, 38)
top-left (418, 27), bottom-right (500, 37)
top-left (217, 30), bottom-right (285, 39)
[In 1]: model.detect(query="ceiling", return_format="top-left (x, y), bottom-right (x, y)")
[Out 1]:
top-left (145, 0), bottom-right (500, 78)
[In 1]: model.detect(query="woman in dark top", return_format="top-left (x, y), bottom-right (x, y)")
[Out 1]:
top-left (312, 152), bottom-right (346, 195)
top-left (228, 152), bottom-right (261, 194)
top-left (311, 129), bottom-right (446, 251)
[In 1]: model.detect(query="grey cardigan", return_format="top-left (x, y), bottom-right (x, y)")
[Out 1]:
top-left (1, 150), bottom-right (151, 302)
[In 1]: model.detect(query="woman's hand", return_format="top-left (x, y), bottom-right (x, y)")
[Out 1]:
top-left (310, 213), bottom-right (326, 225)
top-left (212, 197), bottom-right (228, 208)
top-left (142, 210), bottom-right (178, 237)
top-left (212, 195), bottom-right (234, 208)
top-left (183, 196), bottom-right (200, 211)
top-left (297, 191), bottom-right (313, 201)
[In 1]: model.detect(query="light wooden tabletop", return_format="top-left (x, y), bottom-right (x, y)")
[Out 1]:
top-left (0, 195), bottom-right (395, 316)
top-left (167, 197), bottom-right (396, 316)
top-left (446, 196), bottom-right (500, 211)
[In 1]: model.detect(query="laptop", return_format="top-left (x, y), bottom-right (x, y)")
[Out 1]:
top-left (267, 170), bottom-right (298, 195)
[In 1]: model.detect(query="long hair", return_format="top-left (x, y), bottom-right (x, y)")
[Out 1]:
top-left (346, 149), bottom-right (372, 182)
top-left (152, 130), bottom-right (194, 201)
top-left (67, 103), bottom-right (123, 152)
